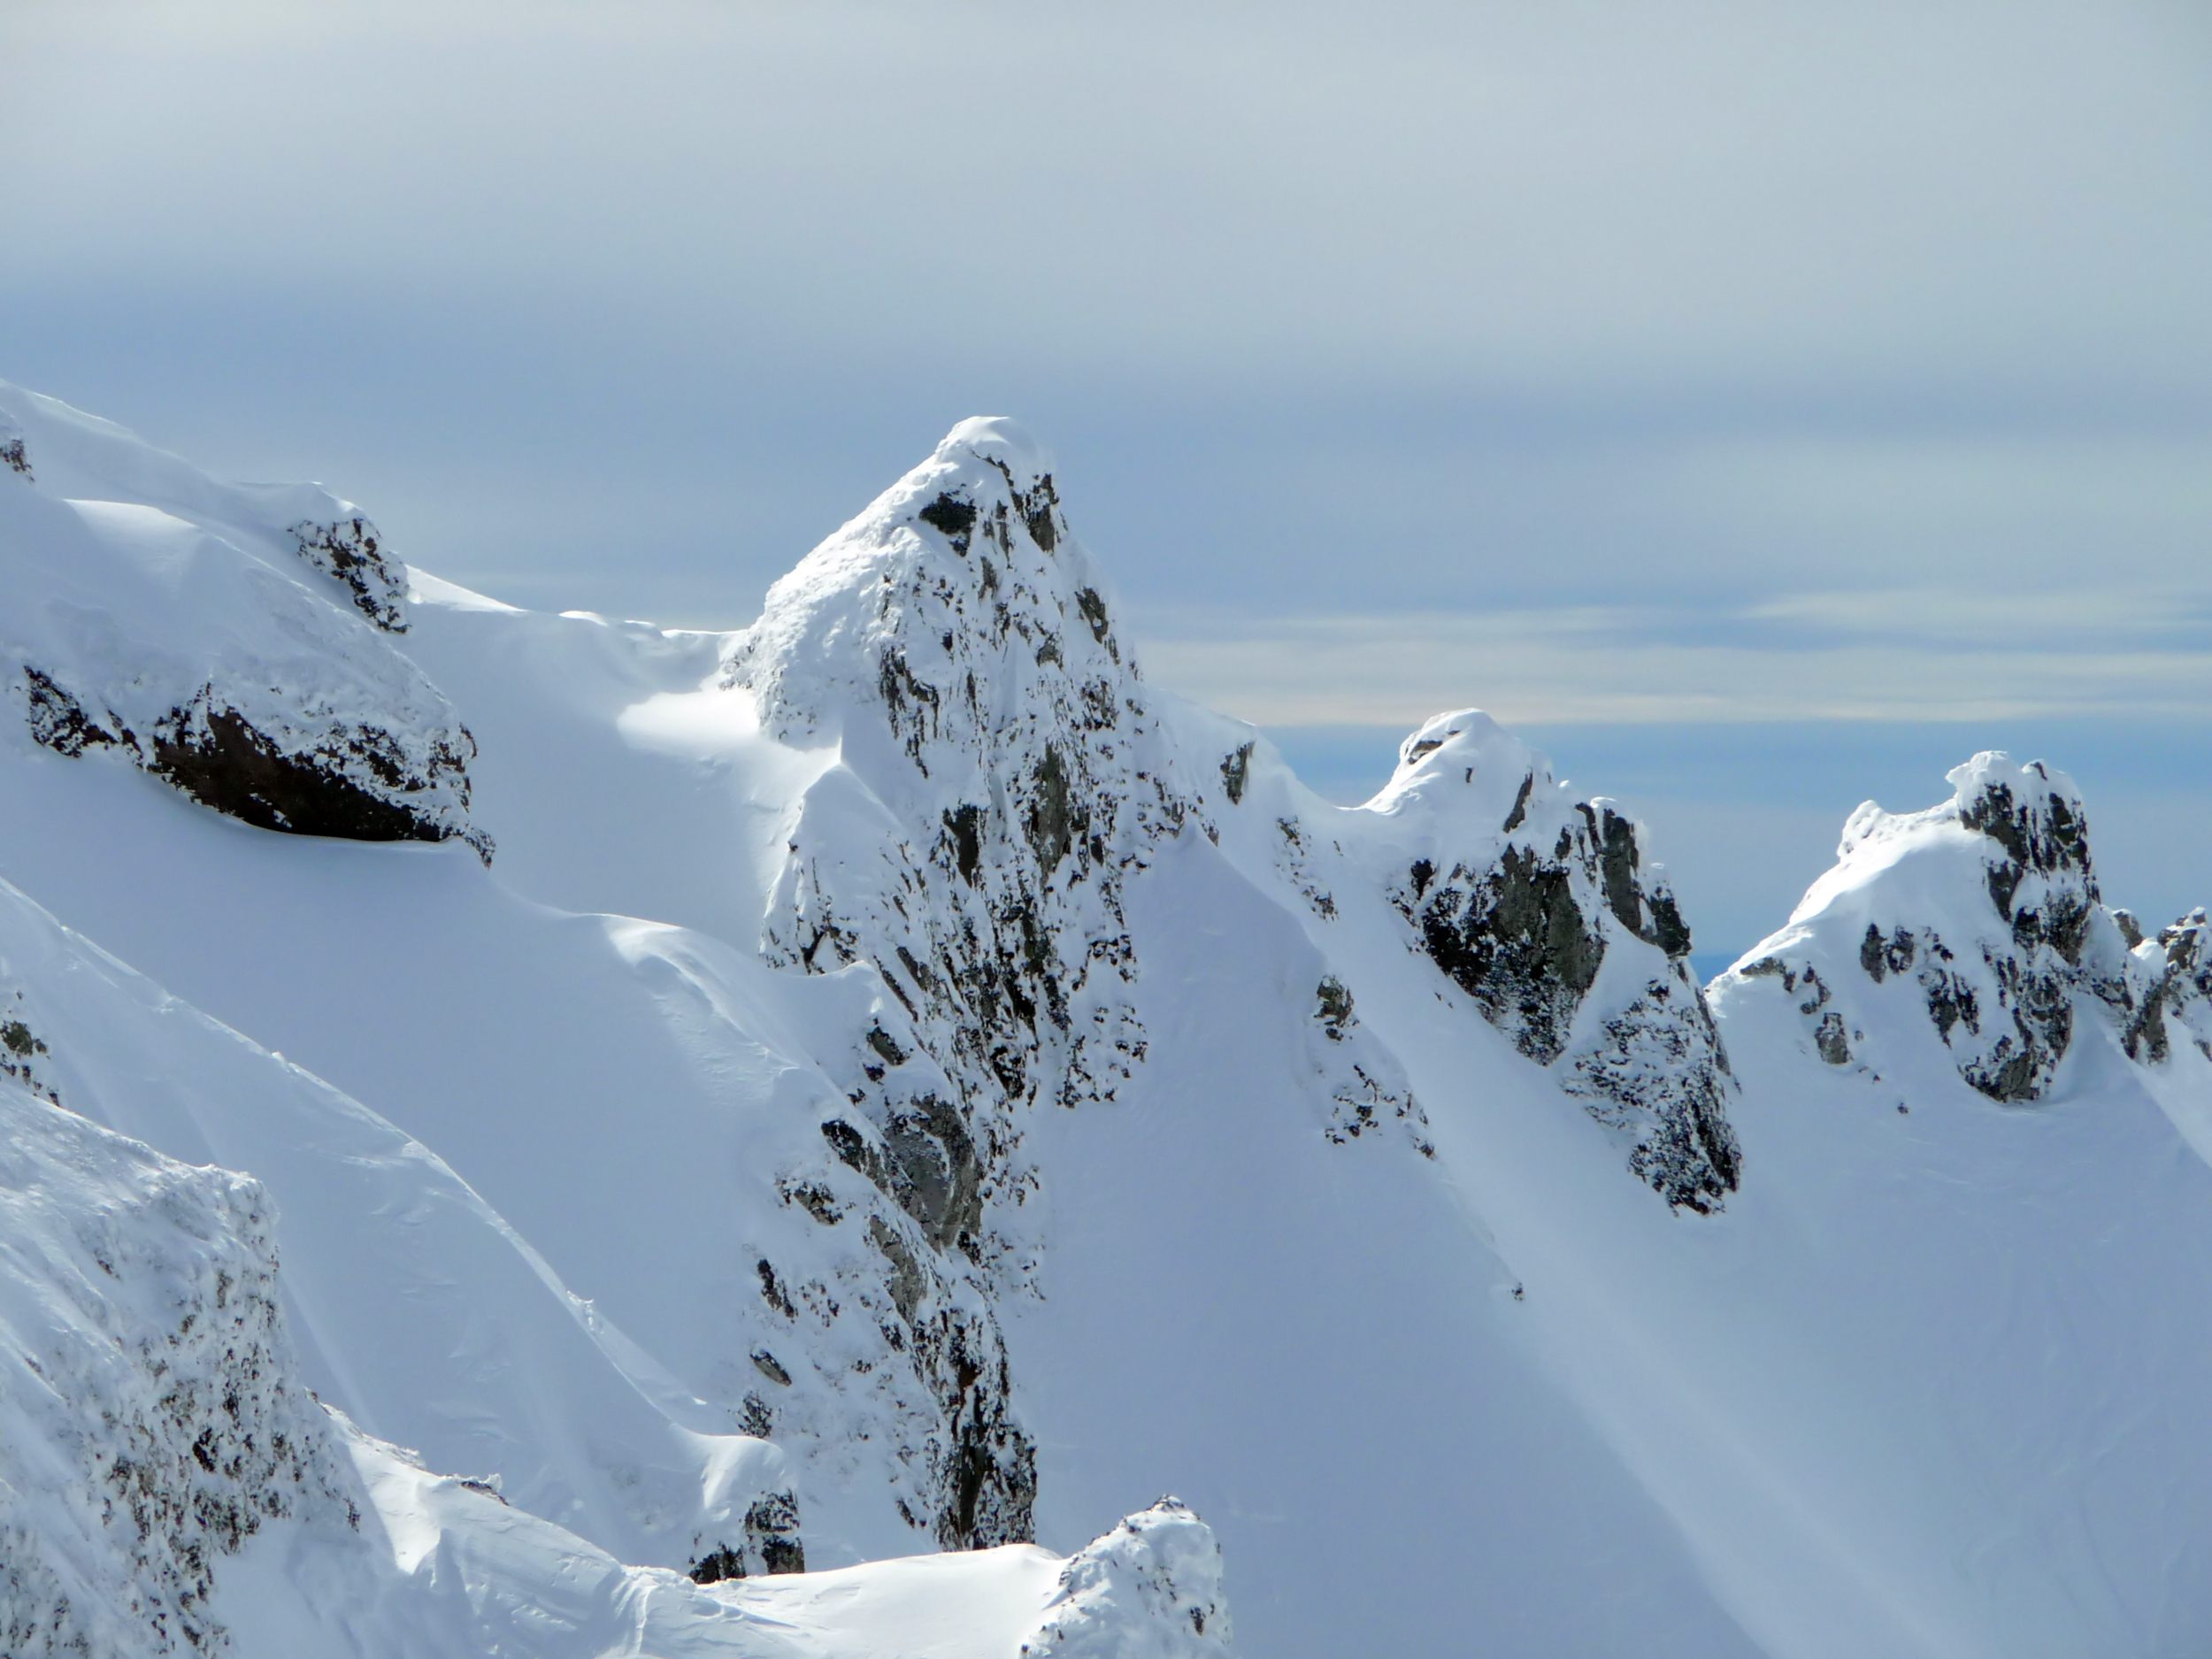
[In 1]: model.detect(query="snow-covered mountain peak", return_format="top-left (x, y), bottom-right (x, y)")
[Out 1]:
top-left (707, 419), bottom-right (1202, 1558)
top-left (935, 414), bottom-right (1057, 483)
top-left (1373, 707), bottom-right (1554, 827)
top-left (1723, 749), bottom-right (2210, 1102)
top-left (1342, 706), bottom-right (1739, 1207)
top-left (1827, 750), bottom-right (2093, 923)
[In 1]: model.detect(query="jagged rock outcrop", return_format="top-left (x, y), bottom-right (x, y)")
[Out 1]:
top-left (724, 419), bottom-right (1199, 1547)
top-left (287, 515), bottom-right (410, 633)
top-left (0, 386), bottom-right (486, 860)
top-left (685, 1488), bottom-right (806, 1582)
top-left (2117, 908), bottom-right (2212, 1065)
top-left (1723, 752), bottom-right (2210, 1101)
top-left (0, 1084), bottom-right (354, 1657)
top-left (1378, 712), bottom-right (1740, 1211)
top-left (1018, 1499), bottom-right (1233, 1659)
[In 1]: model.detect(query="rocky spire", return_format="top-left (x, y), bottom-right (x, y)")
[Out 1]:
top-left (1725, 751), bottom-right (2210, 1101)
top-left (1379, 712), bottom-right (1741, 1212)
top-left (724, 419), bottom-right (1199, 1548)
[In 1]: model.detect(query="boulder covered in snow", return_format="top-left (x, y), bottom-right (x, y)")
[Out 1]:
top-left (0, 381), bottom-right (484, 858)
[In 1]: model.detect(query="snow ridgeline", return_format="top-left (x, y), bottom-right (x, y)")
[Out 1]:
top-left (0, 384), bottom-right (483, 859)
top-left (708, 419), bottom-right (1749, 1565)
top-left (1718, 751), bottom-right (2212, 1100)
top-left (7, 378), bottom-right (2212, 1655)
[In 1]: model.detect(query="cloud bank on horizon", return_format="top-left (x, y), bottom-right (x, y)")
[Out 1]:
top-left (2, 0), bottom-right (2208, 726)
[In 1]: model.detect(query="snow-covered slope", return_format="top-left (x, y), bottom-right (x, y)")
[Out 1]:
top-left (4, 381), bottom-right (2210, 1657)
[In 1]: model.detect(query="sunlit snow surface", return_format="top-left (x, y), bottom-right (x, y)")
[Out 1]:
top-left (3, 380), bottom-right (2211, 1657)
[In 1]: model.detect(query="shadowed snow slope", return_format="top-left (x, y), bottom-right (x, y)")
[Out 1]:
top-left (4, 387), bottom-right (2211, 1657)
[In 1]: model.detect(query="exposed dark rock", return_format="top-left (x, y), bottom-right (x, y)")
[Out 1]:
top-left (746, 1491), bottom-right (806, 1574)
top-left (1859, 925), bottom-right (1916, 983)
top-left (1315, 976), bottom-right (1354, 1041)
top-left (1220, 741), bottom-right (1254, 805)
top-left (1563, 968), bottom-right (1741, 1213)
top-left (687, 1544), bottom-right (745, 1585)
top-left (687, 1490), bottom-right (807, 1582)
top-left (20, 665), bottom-right (127, 757)
top-left (1502, 772), bottom-right (1534, 833)
top-left (288, 517), bottom-right (408, 633)
top-left (150, 695), bottom-right (455, 846)
top-left (1394, 725), bottom-right (1738, 1208)
top-left (867, 1216), bottom-right (927, 1324)
top-left (1073, 588), bottom-right (1118, 661)
top-left (0, 998), bottom-right (57, 1105)
top-left (19, 666), bottom-right (491, 865)
top-left (942, 804), bottom-right (985, 886)
top-left (1025, 745), bottom-right (1082, 870)
top-left (755, 1258), bottom-right (796, 1320)
top-left (1815, 1012), bottom-right (1851, 1065)
top-left (1415, 846), bottom-right (1604, 1065)
top-left (911, 1312), bottom-right (1035, 1551)
top-left (825, 1101), bottom-right (982, 1256)
top-left (917, 492), bottom-right (977, 555)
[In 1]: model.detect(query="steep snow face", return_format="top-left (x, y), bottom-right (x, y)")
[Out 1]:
top-left (0, 382), bottom-right (480, 856)
top-left (720, 419), bottom-right (1200, 1549)
top-left (0, 1085), bottom-right (353, 1658)
top-left (0, 869), bottom-right (803, 1578)
top-left (1719, 751), bottom-right (2211, 1103)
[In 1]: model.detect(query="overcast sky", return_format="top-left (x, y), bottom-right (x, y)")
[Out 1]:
top-left (5, 0), bottom-right (2208, 945)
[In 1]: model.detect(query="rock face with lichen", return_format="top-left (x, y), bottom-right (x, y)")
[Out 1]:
top-left (1720, 751), bottom-right (2211, 1101)
top-left (721, 418), bottom-right (1200, 1548)
top-left (1374, 712), bottom-right (1740, 1211)
top-left (0, 380), bottom-right (488, 861)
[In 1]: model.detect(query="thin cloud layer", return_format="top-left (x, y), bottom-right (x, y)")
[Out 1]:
top-left (1138, 588), bottom-right (2212, 726)
top-left (3, 0), bottom-right (2208, 726)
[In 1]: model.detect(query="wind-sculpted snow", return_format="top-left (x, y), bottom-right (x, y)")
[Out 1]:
top-left (1720, 751), bottom-right (2212, 1104)
top-left (0, 381), bottom-right (480, 856)
top-left (0, 1086), bottom-right (353, 1657)
top-left (720, 418), bottom-right (1202, 1548)
top-left (0, 873), bottom-right (793, 1580)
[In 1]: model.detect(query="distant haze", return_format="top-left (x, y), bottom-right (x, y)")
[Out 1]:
top-left (4, 0), bottom-right (2208, 940)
